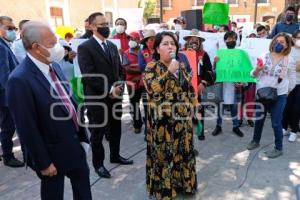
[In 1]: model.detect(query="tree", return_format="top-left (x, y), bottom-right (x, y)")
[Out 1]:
top-left (138, 0), bottom-right (156, 20)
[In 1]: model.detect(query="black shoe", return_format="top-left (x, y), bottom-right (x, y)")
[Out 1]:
top-left (198, 134), bottom-right (205, 140)
top-left (3, 157), bottom-right (25, 168)
top-left (233, 127), bottom-right (244, 137)
top-left (247, 120), bottom-right (254, 127)
top-left (110, 156), bottom-right (133, 165)
top-left (212, 126), bottom-right (222, 136)
top-left (239, 119), bottom-right (243, 127)
top-left (95, 166), bottom-right (111, 178)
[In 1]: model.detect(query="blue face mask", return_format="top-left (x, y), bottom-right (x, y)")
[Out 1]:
top-left (5, 30), bottom-right (17, 42)
top-left (273, 42), bottom-right (284, 53)
top-left (286, 14), bottom-right (294, 22)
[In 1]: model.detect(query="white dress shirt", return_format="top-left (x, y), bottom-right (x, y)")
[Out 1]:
top-left (93, 35), bottom-right (107, 52)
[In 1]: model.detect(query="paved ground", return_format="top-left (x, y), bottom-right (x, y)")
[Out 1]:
top-left (0, 98), bottom-right (300, 200)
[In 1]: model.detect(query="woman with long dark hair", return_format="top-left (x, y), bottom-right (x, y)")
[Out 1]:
top-left (144, 32), bottom-right (198, 200)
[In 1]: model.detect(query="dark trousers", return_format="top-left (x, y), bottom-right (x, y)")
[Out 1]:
top-left (128, 88), bottom-right (143, 129)
top-left (282, 85), bottom-right (300, 133)
top-left (0, 106), bottom-right (16, 160)
top-left (37, 162), bottom-right (92, 200)
top-left (88, 100), bottom-right (122, 169)
top-left (197, 97), bottom-right (205, 136)
top-left (253, 95), bottom-right (287, 151)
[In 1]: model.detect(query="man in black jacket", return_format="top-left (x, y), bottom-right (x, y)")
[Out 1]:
top-left (78, 12), bottom-right (133, 179)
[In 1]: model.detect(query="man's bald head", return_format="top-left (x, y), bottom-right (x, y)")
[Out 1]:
top-left (22, 21), bottom-right (55, 50)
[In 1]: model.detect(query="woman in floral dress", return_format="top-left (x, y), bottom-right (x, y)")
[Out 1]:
top-left (144, 31), bottom-right (199, 200)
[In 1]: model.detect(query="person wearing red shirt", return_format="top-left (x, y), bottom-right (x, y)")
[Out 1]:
top-left (113, 18), bottom-right (130, 52)
top-left (122, 32), bottom-right (143, 133)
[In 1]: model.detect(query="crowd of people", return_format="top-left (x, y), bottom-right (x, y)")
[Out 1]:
top-left (0, 5), bottom-right (299, 200)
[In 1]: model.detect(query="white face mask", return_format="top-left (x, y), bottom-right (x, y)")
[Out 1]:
top-left (295, 39), bottom-right (300, 48)
top-left (128, 40), bottom-right (138, 49)
top-left (116, 25), bottom-right (125, 34)
top-left (174, 24), bottom-right (182, 31)
top-left (40, 43), bottom-right (65, 63)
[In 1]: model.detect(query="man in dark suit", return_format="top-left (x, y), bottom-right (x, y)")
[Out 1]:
top-left (78, 12), bottom-right (133, 179)
top-left (7, 21), bottom-right (92, 200)
top-left (0, 16), bottom-right (24, 167)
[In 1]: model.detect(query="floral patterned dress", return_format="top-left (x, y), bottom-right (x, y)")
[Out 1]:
top-left (144, 60), bottom-right (199, 200)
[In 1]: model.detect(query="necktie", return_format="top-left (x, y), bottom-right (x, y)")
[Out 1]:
top-left (102, 41), bottom-right (110, 59)
top-left (49, 66), bottom-right (79, 131)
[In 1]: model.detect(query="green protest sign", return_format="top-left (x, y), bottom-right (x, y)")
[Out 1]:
top-left (70, 77), bottom-right (84, 104)
top-left (203, 3), bottom-right (229, 25)
top-left (216, 49), bottom-right (256, 83)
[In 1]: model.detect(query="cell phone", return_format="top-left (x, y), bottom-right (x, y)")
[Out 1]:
top-left (257, 58), bottom-right (264, 67)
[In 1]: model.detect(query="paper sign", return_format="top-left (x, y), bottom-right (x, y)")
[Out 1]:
top-left (216, 49), bottom-right (256, 83)
top-left (179, 30), bottom-right (225, 64)
top-left (239, 38), bottom-right (271, 67)
top-left (203, 3), bottom-right (229, 25)
top-left (181, 50), bottom-right (198, 96)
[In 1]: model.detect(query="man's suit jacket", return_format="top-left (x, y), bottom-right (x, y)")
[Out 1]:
top-left (77, 37), bottom-right (124, 104)
top-left (7, 56), bottom-right (89, 172)
top-left (0, 38), bottom-right (18, 106)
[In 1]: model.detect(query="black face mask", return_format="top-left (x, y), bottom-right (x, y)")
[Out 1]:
top-left (97, 27), bottom-right (110, 38)
top-left (226, 41), bottom-right (236, 49)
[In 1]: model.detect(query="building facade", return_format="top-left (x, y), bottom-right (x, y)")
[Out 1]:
top-left (0, 0), bottom-right (138, 29)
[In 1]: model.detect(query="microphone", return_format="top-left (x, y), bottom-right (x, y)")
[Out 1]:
top-left (170, 52), bottom-right (183, 84)
top-left (170, 52), bottom-right (176, 61)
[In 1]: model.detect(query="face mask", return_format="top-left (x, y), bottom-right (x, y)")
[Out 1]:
top-left (226, 41), bottom-right (236, 49)
top-left (273, 42), bottom-right (284, 53)
top-left (97, 27), bottom-right (110, 38)
top-left (295, 39), bottom-right (300, 48)
top-left (174, 24), bottom-right (182, 31)
top-left (147, 40), bottom-right (154, 49)
top-left (116, 25), bottom-right (125, 34)
top-left (5, 30), bottom-right (16, 42)
top-left (128, 40), bottom-right (138, 49)
top-left (39, 43), bottom-right (65, 62)
top-left (188, 43), bottom-right (200, 51)
top-left (286, 14), bottom-right (294, 22)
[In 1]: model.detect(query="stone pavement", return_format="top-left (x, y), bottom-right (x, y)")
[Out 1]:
top-left (0, 99), bottom-right (300, 200)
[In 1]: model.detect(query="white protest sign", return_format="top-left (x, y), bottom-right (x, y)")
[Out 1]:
top-left (118, 8), bottom-right (144, 32)
top-left (70, 39), bottom-right (87, 77)
top-left (179, 30), bottom-right (225, 64)
top-left (239, 38), bottom-right (271, 67)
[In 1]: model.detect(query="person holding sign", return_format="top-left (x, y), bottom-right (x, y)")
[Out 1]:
top-left (247, 33), bottom-right (296, 158)
top-left (212, 31), bottom-right (245, 138)
top-left (282, 30), bottom-right (300, 142)
top-left (183, 29), bottom-right (214, 140)
top-left (144, 32), bottom-right (198, 200)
